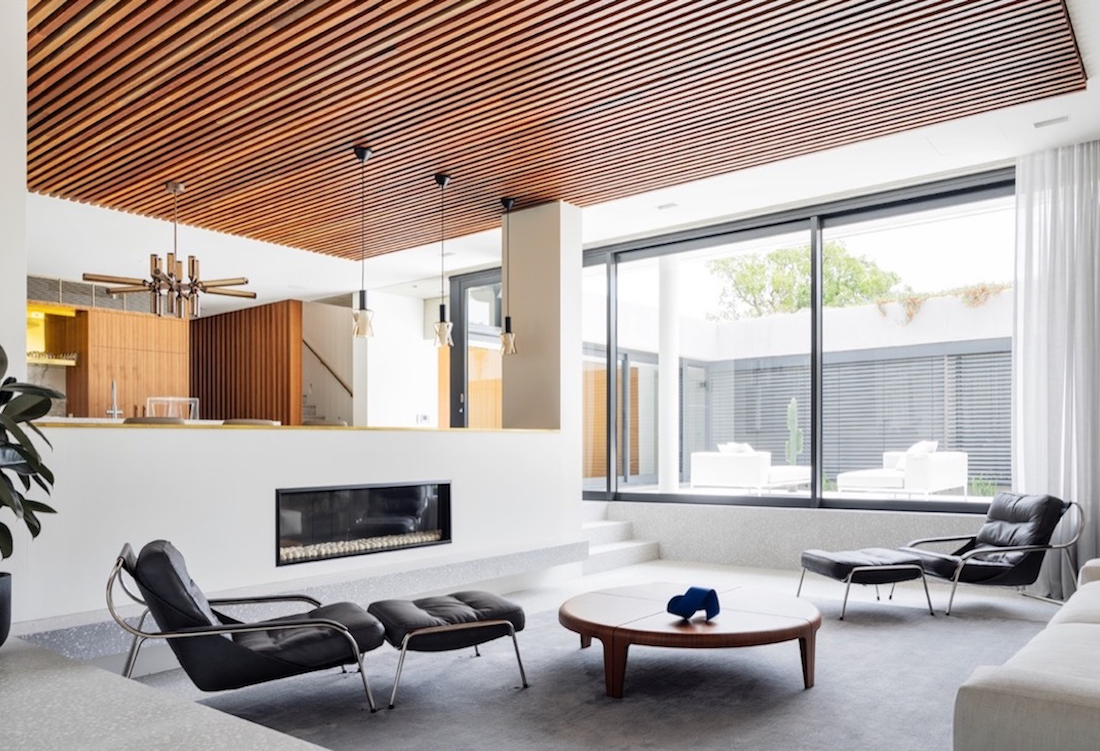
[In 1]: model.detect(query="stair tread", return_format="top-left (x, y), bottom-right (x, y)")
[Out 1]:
top-left (588, 540), bottom-right (658, 554)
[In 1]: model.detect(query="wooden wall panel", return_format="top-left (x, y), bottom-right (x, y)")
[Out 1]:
top-left (190, 300), bottom-right (303, 425)
top-left (582, 365), bottom-right (638, 480)
top-left (63, 308), bottom-right (189, 418)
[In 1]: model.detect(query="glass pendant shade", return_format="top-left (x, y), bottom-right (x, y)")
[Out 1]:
top-left (500, 315), bottom-right (517, 355)
top-left (353, 290), bottom-right (374, 338)
top-left (434, 303), bottom-right (453, 347)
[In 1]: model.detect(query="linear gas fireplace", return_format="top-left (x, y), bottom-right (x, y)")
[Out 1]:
top-left (276, 481), bottom-right (451, 565)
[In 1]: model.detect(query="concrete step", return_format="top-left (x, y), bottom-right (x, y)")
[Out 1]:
top-left (580, 500), bottom-right (609, 523)
top-left (582, 540), bottom-right (660, 575)
top-left (582, 519), bottom-right (634, 546)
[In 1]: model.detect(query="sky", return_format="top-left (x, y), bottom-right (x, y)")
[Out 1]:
top-left (606, 196), bottom-right (1015, 321)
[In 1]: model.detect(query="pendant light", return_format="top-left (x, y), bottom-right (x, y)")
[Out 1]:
top-left (352, 146), bottom-right (374, 338)
top-left (500, 197), bottom-right (517, 355)
top-left (432, 173), bottom-right (454, 348)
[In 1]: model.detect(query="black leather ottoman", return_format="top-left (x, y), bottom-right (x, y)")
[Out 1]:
top-left (367, 591), bottom-right (528, 708)
top-left (797, 547), bottom-right (935, 620)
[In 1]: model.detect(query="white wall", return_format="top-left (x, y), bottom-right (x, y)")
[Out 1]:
top-left (608, 501), bottom-right (979, 571)
top-left (10, 425), bottom-right (578, 623)
top-left (1, 0), bottom-right (26, 370)
top-left (301, 301), bottom-right (354, 424)
top-left (364, 290), bottom-right (438, 427)
top-left (610, 292), bottom-right (1011, 362)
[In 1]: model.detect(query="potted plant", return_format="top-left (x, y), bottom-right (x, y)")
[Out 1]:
top-left (0, 343), bottom-right (64, 648)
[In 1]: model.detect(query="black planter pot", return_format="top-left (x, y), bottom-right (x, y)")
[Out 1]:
top-left (0, 571), bottom-right (10, 648)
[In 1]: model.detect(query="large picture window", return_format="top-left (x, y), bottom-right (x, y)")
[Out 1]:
top-left (584, 171), bottom-right (1014, 512)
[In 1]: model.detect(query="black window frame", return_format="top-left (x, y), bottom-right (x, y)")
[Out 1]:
top-left (582, 168), bottom-right (1015, 515)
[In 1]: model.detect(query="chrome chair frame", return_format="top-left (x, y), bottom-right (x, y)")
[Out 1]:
top-left (797, 563), bottom-right (935, 620)
top-left (906, 501), bottom-right (1084, 616)
top-left (106, 544), bottom-right (378, 711)
top-left (387, 619), bottom-right (529, 709)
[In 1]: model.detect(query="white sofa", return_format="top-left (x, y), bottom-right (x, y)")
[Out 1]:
top-left (690, 450), bottom-right (809, 490)
top-left (836, 450), bottom-right (968, 496)
top-left (953, 560), bottom-right (1100, 750)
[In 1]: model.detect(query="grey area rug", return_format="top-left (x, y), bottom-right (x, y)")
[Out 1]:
top-left (155, 594), bottom-right (1046, 751)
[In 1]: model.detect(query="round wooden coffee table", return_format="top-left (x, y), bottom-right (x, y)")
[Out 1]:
top-left (558, 582), bottom-right (821, 698)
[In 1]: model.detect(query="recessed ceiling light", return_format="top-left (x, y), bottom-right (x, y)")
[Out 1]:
top-left (657, 202), bottom-right (679, 210)
top-left (288, 284), bottom-right (306, 290)
top-left (442, 250), bottom-right (457, 257)
top-left (1033, 115), bottom-right (1070, 129)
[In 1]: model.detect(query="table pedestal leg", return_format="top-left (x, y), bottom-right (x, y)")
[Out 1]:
top-left (603, 637), bottom-right (630, 698)
top-left (799, 630), bottom-right (816, 688)
top-left (580, 634), bottom-right (592, 649)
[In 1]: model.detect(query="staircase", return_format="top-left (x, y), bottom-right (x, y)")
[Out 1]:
top-left (581, 501), bottom-right (660, 574)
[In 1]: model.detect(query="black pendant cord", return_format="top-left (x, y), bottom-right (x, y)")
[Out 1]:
top-left (439, 181), bottom-right (445, 311)
top-left (359, 156), bottom-right (366, 292)
top-left (172, 190), bottom-right (178, 259)
top-left (504, 204), bottom-right (510, 317)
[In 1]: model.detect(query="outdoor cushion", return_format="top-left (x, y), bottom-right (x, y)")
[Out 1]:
top-left (835, 468), bottom-right (905, 489)
top-left (895, 440), bottom-right (938, 470)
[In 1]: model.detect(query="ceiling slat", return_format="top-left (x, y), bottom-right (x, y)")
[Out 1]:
top-left (27, 0), bottom-right (1086, 261)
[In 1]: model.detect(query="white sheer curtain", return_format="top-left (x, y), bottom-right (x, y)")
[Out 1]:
top-left (1013, 140), bottom-right (1100, 598)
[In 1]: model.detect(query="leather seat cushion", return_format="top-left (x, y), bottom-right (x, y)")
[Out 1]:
top-left (234, 602), bottom-right (385, 667)
top-left (368, 591), bottom-right (525, 652)
top-left (897, 546), bottom-right (1015, 583)
top-left (801, 547), bottom-right (924, 585)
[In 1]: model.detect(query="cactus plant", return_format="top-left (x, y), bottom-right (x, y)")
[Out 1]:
top-left (785, 397), bottom-right (804, 466)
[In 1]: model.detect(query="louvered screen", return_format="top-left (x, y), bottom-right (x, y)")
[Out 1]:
top-left (703, 343), bottom-right (1011, 487)
top-left (946, 351), bottom-right (1011, 484)
top-left (722, 359), bottom-right (811, 462)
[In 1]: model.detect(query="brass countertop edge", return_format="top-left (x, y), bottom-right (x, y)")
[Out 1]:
top-left (36, 421), bottom-right (559, 434)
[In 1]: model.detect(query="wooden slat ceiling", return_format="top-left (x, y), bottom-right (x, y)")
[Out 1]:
top-left (27, 0), bottom-right (1085, 261)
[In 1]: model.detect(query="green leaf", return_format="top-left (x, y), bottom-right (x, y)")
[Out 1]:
top-left (0, 474), bottom-right (25, 519)
top-left (0, 413), bottom-right (43, 462)
top-left (0, 345), bottom-right (7, 384)
top-left (4, 443), bottom-right (46, 477)
top-left (25, 421), bottom-right (53, 450)
top-left (2, 393), bottom-right (52, 423)
top-left (23, 506), bottom-right (41, 538)
top-left (0, 382), bottom-right (65, 400)
top-left (30, 474), bottom-right (51, 496)
top-left (0, 522), bottom-right (11, 559)
top-left (22, 499), bottom-right (56, 514)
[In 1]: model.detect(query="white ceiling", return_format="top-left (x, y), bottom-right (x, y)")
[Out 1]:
top-left (27, 0), bottom-right (1100, 313)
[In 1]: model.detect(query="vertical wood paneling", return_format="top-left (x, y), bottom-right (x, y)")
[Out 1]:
top-left (190, 299), bottom-right (303, 424)
top-left (437, 346), bottom-right (449, 428)
top-left (62, 308), bottom-right (189, 418)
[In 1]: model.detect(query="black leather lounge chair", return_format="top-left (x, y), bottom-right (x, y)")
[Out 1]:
top-left (898, 492), bottom-right (1083, 615)
top-left (107, 540), bottom-right (386, 710)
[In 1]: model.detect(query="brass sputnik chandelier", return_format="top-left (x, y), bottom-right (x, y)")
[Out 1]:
top-left (83, 182), bottom-right (256, 318)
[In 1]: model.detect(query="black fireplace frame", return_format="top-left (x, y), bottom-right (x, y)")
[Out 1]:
top-left (275, 480), bottom-right (452, 566)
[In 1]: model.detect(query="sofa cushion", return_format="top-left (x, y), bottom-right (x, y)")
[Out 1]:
top-left (1002, 623), bottom-right (1100, 683)
top-left (1048, 581), bottom-right (1100, 626)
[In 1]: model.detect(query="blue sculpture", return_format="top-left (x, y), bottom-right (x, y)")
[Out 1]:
top-left (667, 586), bottom-right (721, 621)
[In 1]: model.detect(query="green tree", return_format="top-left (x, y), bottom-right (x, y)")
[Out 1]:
top-left (706, 241), bottom-right (900, 319)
